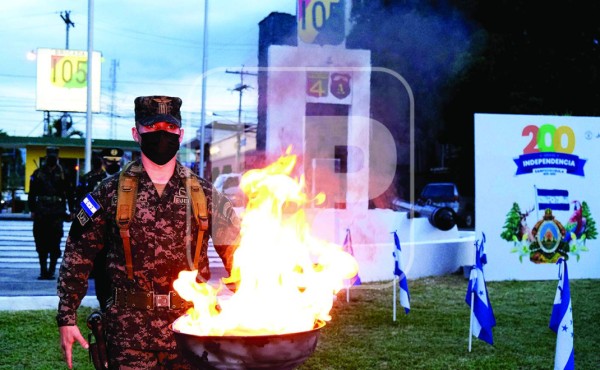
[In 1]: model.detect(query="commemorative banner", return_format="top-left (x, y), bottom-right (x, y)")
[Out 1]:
top-left (475, 114), bottom-right (599, 280)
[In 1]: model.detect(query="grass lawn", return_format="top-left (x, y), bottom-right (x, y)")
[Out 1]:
top-left (1, 274), bottom-right (598, 369)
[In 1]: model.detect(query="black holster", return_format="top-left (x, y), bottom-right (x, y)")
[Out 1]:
top-left (86, 311), bottom-right (109, 370)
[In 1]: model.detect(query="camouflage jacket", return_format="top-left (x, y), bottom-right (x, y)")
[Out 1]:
top-left (56, 159), bottom-right (240, 351)
top-left (28, 164), bottom-right (72, 217)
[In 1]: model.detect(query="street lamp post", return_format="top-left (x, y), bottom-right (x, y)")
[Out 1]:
top-left (197, 0), bottom-right (209, 178)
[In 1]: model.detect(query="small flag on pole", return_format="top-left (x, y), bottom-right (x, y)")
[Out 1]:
top-left (393, 231), bottom-right (410, 315)
top-left (549, 258), bottom-right (575, 370)
top-left (465, 233), bottom-right (496, 348)
top-left (342, 228), bottom-right (361, 287)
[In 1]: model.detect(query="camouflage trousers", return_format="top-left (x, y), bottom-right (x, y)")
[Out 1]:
top-left (108, 347), bottom-right (193, 370)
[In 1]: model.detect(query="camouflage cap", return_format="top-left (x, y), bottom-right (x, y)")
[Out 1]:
top-left (101, 148), bottom-right (123, 161)
top-left (134, 95), bottom-right (182, 127)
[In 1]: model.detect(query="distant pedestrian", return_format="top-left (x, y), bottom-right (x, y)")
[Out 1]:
top-left (28, 147), bottom-right (73, 280)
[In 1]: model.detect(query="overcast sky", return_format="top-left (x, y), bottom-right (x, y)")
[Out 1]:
top-left (1, 0), bottom-right (297, 140)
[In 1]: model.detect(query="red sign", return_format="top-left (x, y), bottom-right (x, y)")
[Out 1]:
top-left (330, 73), bottom-right (351, 99)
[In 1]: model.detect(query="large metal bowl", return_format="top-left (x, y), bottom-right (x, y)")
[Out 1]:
top-left (171, 319), bottom-right (325, 370)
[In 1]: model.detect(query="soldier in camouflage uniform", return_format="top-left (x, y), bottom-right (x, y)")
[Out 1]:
top-left (57, 96), bottom-right (240, 369)
top-left (28, 146), bottom-right (73, 280)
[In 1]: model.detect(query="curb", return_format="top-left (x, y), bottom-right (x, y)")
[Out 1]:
top-left (0, 296), bottom-right (99, 311)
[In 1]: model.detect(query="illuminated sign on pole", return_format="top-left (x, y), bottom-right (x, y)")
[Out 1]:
top-left (35, 48), bottom-right (102, 113)
top-left (297, 0), bottom-right (346, 45)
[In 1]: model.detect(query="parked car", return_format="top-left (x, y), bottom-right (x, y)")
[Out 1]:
top-left (416, 182), bottom-right (474, 228)
top-left (213, 173), bottom-right (246, 208)
top-left (1, 189), bottom-right (27, 213)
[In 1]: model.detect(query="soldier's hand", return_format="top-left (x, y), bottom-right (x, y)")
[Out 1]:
top-left (59, 325), bottom-right (89, 369)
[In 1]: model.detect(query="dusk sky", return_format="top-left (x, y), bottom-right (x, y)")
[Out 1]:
top-left (1, 1), bottom-right (297, 140)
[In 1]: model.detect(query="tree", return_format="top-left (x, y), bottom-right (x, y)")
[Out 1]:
top-left (581, 201), bottom-right (598, 240)
top-left (347, 0), bottom-right (483, 198)
top-left (51, 113), bottom-right (84, 138)
top-left (500, 202), bottom-right (522, 242)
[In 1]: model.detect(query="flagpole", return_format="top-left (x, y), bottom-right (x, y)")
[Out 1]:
top-left (468, 239), bottom-right (478, 352)
top-left (534, 185), bottom-right (539, 220)
top-left (393, 276), bottom-right (397, 321)
top-left (468, 290), bottom-right (474, 352)
top-left (343, 227), bottom-right (350, 303)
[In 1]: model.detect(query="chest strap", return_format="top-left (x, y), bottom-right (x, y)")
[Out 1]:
top-left (116, 162), bottom-right (208, 281)
top-left (116, 163), bottom-right (140, 281)
top-left (185, 176), bottom-right (209, 271)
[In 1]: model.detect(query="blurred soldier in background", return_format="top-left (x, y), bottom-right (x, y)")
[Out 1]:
top-left (75, 152), bottom-right (106, 202)
top-left (28, 147), bottom-right (74, 280)
top-left (101, 147), bottom-right (124, 176)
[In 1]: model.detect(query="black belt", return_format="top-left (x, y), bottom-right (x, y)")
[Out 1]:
top-left (111, 288), bottom-right (191, 310)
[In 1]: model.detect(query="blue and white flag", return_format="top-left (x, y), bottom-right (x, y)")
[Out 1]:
top-left (342, 229), bottom-right (361, 286)
top-left (393, 231), bottom-right (410, 314)
top-left (465, 233), bottom-right (496, 345)
top-left (536, 188), bottom-right (570, 211)
top-left (549, 258), bottom-right (575, 370)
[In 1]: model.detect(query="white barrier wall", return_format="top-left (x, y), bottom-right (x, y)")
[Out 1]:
top-left (475, 114), bottom-right (600, 281)
top-left (306, 208), bottom-right (475, 282)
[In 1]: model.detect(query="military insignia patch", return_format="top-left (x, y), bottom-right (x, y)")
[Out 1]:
top-left (81, 194), bottom-right (101, 217)
top-left (330, 73), bottom-right (351, 99)
top-left (76, 208), bottom-right (90, 226)
top-left (174, 187), bottom-right (189, 204)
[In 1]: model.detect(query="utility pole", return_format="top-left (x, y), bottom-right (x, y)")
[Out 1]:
top-left (226, 66), bottom-right (257, 172)
top-left (58, 11), bottom-right (75, 139)
top-left (109, 59), bottom-right (119, 139)
top-left (60, 11), bottom-right (75, 49)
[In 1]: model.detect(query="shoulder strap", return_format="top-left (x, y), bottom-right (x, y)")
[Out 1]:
top-left (185, 176), bottom-right (209, 271)
top-left (116, 162), bottom-right (140, 281)
top-left (116, 162), bottom-right (209, 279)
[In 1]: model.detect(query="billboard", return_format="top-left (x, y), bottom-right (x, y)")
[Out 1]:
top-left (475, 114), bottom-right (600, 281)
top-left (35, 48), bottom-right (102, 113)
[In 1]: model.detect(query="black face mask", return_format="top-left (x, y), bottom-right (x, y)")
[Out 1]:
top-left (139, 130), bottom-right (180, 165)
top-left (105, 163), bottom-right (121, 175)
top-left (46, 156), bottom-right (58, 167)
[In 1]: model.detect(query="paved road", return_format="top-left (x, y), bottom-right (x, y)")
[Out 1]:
top-left (0, 215), bottom-right (226, 310)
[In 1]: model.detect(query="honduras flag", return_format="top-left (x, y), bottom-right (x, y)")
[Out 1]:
top-left (549, 258), bottom-right (575, 370)
top-left (342, 229), bottom-right (361, 286)
top-left (392, 231), bottom-right (410, 314)
top-left (536, 188), bottom-right (570, 211)
top-left (465, 234), bottom-right (496, 345)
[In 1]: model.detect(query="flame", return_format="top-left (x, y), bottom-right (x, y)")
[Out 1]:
top-left (173, 148), bottom-right (358, 336)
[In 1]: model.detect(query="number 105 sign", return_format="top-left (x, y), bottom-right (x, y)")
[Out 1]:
top-left (36, 48), bottom-right (102, 113)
